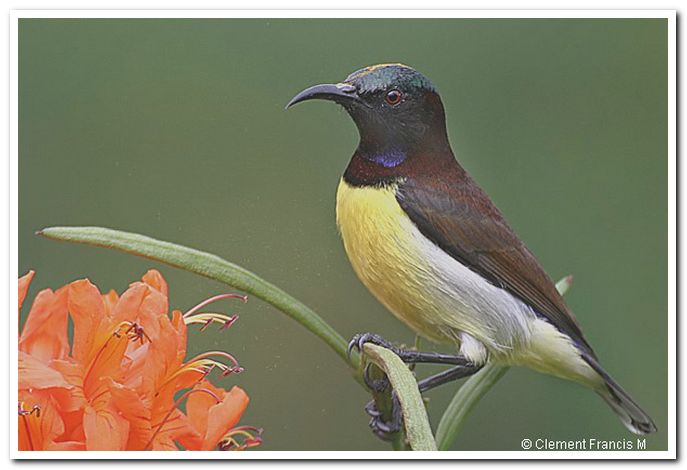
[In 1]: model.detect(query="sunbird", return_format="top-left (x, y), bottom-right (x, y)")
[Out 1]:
top-left (287, 63), bottom-right (656, 436)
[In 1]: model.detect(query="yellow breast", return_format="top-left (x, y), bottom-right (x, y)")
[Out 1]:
top-left (335, 178), bottom-right (455, 343)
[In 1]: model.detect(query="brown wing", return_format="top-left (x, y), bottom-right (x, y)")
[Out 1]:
top-left (396, 173), bottom-right (595, 356)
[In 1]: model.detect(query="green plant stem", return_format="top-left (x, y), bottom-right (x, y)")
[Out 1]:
top-left (38, 226), bottom-right (357, 369)
top-left (391, 436), bottom-right (407, 451)
top-left (363, 344), bottom-right (437, 451)
top-left (435, 363), bottom-right (508, 450)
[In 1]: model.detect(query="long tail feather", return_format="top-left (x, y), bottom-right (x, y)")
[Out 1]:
top-left (583, 354), bottom-right (657, 435)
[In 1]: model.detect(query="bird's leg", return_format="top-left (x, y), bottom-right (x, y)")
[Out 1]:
top-left (398, 350), bottom-right (474, 366)
top-left (361, 349), bottom-right (474, 392)
top-left (348, 332), bottom-right (475, 399)
top-left (348, 332), bottom-right (471, 366)
top-left (417, 363), bottom-right (483, 393)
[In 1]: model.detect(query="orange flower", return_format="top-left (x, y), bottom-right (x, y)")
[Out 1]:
top-left (18, 270), bottom-right (261, 451)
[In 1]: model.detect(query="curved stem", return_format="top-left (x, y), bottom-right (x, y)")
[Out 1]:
top-left (435, 362), bottom-right (508, 450)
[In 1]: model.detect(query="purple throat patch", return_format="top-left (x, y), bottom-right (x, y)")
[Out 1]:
top-left (373, 151), bottom-right (406, 168)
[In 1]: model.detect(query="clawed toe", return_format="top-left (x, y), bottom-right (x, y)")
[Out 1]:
top-left (363, 363), bottom-right (390, 393)
top-left (347, 332), bottom-right (394, 359)
top-left (364, 399), bottom-right (382, 418)
top-left (365, 396), bottom-right (402, 440)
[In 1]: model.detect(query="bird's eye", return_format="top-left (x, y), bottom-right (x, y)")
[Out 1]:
top-left (385, 90), bottom-right (403, 106)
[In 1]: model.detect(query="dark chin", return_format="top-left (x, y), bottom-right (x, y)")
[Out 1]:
top-left (338, 98), bottom-right (366, 113)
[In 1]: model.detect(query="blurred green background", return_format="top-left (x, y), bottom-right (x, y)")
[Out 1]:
top-left (19, 19), bottom-right (667, 451)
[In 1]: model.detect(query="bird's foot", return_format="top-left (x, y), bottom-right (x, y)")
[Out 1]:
top-left (348, 333), bottom-right (399, 392)
top-left (348, 333), bottom-right (404, 439)
top-left (362, 363), bottom-right (390, 393)
top-left (347, 332), bottom-right (419, 365)
top-left (347, 332), bottom-right (397, 357)
top-left (365, 396), bottom-right (402, 441)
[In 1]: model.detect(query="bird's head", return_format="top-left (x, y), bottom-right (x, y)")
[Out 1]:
top-left (287, 64), bottom-right (450, 164)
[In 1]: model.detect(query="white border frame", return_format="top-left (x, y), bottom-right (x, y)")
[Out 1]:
top-left (9, 9), bottom-right (676, 460)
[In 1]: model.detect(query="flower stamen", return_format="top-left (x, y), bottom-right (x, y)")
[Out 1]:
top-left (186, 351), bottom-right (243, 375)
top-left (183, 293), bottom-right (248, 320)
top-left (18, 401), bottom-right (41, 417)
top-left (218, 426), bottom-right (263, 451)
top-left (155, 353), bottom-right (242, 398)
top-left (123, 321), bottom-right (152, 344)
top-left (184, 313), bottom-right (239, 332)
top-left (18, 402), bottom-right (41, 451)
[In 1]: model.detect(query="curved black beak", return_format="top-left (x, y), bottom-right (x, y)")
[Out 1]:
top-left (285, 83), bottom-right (360, 109)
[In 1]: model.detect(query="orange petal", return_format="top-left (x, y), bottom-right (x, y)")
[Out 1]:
top-left (19, 286), bottom-right (69, 362)
top-left (186, 382), bottom-right (249, 451)
top-left (102, 290), bottom-right (119, 317)
top-left (142, 269), bottom-right (168, 298)
top-left (51, 390), bottom-right (86, 419)
top-left (151, 436), bottom-right (179, 451)
top-left (46, 441), bottom-right (86, 451)
top-left (132, 287), bottom-right (169, 342)
top-left (148, 367), bottom-right (205, 425)
top-left (185, 381), bottom-right (219, 439)
top-left (47, 360), bottom-right (87, 413)
top-left (83, 404), bottom-right (130, 451)
top-left (169, 310), bottom-right (188, 364)
top-left (82, 332), bottom-right (129, 399)
top-left (58, 409), bottom-right (85, 442)
top-left (19, 351), bottom-right (72, 390)
top-left (110, 282), bottom-right (147, 325)
top-left (68, 279), bottom-right (108, 365)
top-left (152, 409), bottom-right (199, 451)
top-left (105, 378), bottom-right (152, 450)
top-left (49, 359), bottom-right (83, 388)
top-left (111, 279), bottom-right (169, 346)
top-left (18, 270), bottom-right (35, 311)
top-left (202, 386), bottom-right (249, 450)
top-left (141, 310), bottom-right (188, 403)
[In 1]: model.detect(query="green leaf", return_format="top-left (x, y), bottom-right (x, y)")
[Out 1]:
top-left (38, 226), bottom-right (356, 367)
top-left (435, 362), bottom-right (508, 450)
top-left (362, 343), bottom-right (437, 451)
